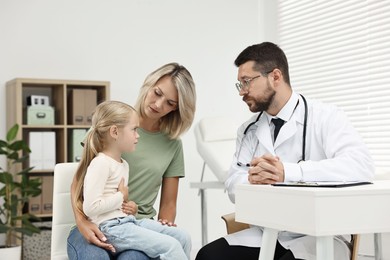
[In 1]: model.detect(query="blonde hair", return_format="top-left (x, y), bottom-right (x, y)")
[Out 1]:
top-left (73, 100), bottom-right (137, 217)
top-left (135, 63), bottom-right (196, 139)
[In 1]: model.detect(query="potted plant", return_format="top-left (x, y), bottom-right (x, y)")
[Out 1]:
top-left (0, 124), bottom-right (41, 258)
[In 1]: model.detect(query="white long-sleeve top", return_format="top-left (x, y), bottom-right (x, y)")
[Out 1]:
top-left (83, 152), bottom-right (128, 225)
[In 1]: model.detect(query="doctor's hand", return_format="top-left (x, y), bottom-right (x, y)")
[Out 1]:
top-left (248, 154), bottom-right (285, 184)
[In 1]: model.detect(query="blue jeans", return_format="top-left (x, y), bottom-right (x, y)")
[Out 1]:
top-left (67, 226), bottom-right (151, 260)
top-left (99, 216), bottom-right (191, 260)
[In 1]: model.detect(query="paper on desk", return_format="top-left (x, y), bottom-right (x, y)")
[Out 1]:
top-left (272, 181), bottom-right (372, 187)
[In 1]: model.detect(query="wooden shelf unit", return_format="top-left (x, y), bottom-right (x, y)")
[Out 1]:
top-left (6, 78), bottom-right (110, 218)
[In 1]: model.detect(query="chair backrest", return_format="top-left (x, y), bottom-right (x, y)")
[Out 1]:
top-left (194, 117), bottom-right (240, 182)
top-left (51, 162), bottom-right (79, 260)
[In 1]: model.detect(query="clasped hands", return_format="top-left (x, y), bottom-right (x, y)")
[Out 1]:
top-left (248, 153), bottom-right (285, 185)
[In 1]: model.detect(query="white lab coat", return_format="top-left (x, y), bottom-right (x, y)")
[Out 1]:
top-left (225, 92), bottom-right (375, 259)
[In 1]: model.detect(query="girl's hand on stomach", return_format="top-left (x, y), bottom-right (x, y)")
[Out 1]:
top-left (118, 177), bottom-right (129, 202)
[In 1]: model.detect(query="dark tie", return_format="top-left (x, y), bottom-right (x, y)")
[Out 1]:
top-left (272, 118), bottom-right (285, 141)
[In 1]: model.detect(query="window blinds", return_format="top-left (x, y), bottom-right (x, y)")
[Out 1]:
top-left (278, 0), bottom-right (390, 174)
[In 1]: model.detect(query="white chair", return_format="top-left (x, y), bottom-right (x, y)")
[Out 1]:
top-left (190, 116), bottom-right (239, 245)
top-left (51, 162), bottom-right (79, 260)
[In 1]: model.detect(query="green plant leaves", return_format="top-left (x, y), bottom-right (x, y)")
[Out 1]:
top-left (0, 140), bottom-right (7, 155)
top-left (6, 124), bottom-right (19, 143)
top-left (0, 172), bottom-right (13, 185)
top-left (0, 123), bottom-right (41, 246)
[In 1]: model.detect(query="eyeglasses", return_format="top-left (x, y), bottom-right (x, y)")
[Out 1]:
top-left (235, 69), bottom-right (274, 92)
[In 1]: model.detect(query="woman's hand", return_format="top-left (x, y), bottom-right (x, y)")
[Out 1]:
top-left (158, 177), bottom-right (179, 227)
top-left (158, 218), bottom-right (177, 227)
top-left (121, 200), bottom-right (138, 216)
top-left (77, 218), bottom-right (116, 253)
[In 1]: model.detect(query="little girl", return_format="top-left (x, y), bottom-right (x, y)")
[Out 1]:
top-left (73, 100), bottom-right (191, 259)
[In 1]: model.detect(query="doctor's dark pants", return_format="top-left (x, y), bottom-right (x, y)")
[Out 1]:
top-left (195, 237), bottom-right (301, 260)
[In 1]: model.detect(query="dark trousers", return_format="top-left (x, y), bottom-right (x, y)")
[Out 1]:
top-left (195, 238), bottom-right (301, 260)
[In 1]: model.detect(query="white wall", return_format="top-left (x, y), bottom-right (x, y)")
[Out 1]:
top-left (2, 1), bottom-right (387, 258)
top-left (0, 0), bottom-right (265, 250)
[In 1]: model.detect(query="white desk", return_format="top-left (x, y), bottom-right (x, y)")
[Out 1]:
top-left (235, 180), bottom-right (390, 260)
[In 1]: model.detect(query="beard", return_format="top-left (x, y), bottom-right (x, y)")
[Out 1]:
top-left (245, 80), bottom-right (276, 112)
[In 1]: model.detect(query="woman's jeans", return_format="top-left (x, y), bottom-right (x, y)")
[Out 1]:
top-left (67, 226), bottom-right (151, 260)
top-left (99, 216), bottom-right (191, 260)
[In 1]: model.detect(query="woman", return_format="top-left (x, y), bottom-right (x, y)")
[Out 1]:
top-left (67, 63), bottom-right (196, 260)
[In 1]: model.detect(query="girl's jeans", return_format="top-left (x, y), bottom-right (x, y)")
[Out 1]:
top-left (99, 216), bottom-right (191, 260)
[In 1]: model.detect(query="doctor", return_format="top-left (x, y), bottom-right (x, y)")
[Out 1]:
top-left (195, 42), bottom-right (374, 260)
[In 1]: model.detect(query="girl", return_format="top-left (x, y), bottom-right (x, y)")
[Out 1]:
top-left (73, 100), bottom-right (191, 259)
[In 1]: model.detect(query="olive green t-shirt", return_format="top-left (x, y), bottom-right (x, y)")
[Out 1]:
top-left (122, 128), bottom-right (184, 220)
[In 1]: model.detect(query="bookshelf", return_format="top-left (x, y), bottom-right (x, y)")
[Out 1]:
top-left (6, 78), bottom-right (110, 218)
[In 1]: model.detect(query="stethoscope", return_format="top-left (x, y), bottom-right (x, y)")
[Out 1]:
top-left (236, 94), bottom-right (308, 167)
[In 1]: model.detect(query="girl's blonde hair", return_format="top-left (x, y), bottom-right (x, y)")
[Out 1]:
top-left (73, 100), bottom-right (137, 217)
top-left (135, 62), bottom-right (196, 139)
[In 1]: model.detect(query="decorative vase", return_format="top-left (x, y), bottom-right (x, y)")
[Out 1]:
top-left (0, 245), bottom-right (22, 260)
